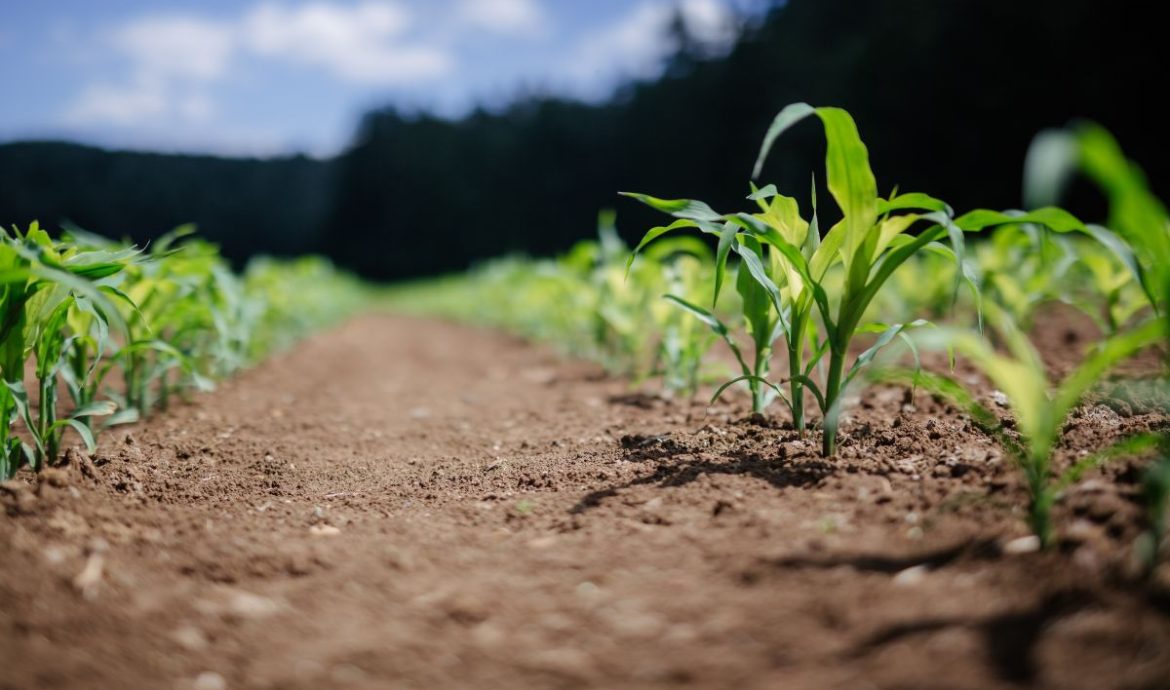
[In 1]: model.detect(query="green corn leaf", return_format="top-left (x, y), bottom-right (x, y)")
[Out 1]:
top-left (1083, 223), bottom-right (1157, 312)
top-left (752, 102), bottom-right (817, 179)
top-left (1023, 129), bottom-right (1078, 209)
top-left (756, 193), bottom-right (809, 248)
top-left (955, 207), bottom-right (1085, 234)
top-left (640, 236), bottom-right (713, 263)
top-left (846, 223), bottom-right (950, 335)
top-left (3, 380), bottom-right (44, 456)
top-left (664, 294), bottom-right (752, 378)
top-left (710, 374), bottom-right (790, 409)
top-left (747, 184), bottom-right (779, 202)
top-left (618, 192), bottom-right (724, 222)
top-left (731, 213), bottom-right (832, 322)
top-left (877, 192), bottom-right (953, 216)
top-left (843, 319), bottom-right (930, 390)
top-left (60, 418), bottom-right (97, 453)
top-left (626, 219), bottom-right (701, 274)
top-left (809, 220), bottom-right (847, 281)
top-left (815, 107), bottom-right (878, 260)
top-left (1051, 317), bottom-right (1165, 424)
top-left (788, 374), bottom-right (827, 413)
top-left (735, 241), bottom-right (785, 319)
top-left (71, 400), bottom-right (118, 418)
top-left (663, 294), bottom-right (728, 336)
top-left (713, 221), bottom-right (738, 307)
top-left (103, 408), bottom-right (141, 427)
top-left (803, 338), bottom-right (831, 378)
top-left (30, 262), bottom-right (128, 337)
top-left (805, 173), bottom-right (821, 259)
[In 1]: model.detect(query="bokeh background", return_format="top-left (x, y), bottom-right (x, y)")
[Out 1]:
top-left (0, 0), bottom-right (1161, 280)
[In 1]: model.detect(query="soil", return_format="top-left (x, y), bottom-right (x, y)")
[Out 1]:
top-left (3, 313), bottom-right (1169, 690)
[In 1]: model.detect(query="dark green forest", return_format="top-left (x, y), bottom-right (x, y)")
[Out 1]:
top-left (1, 0), bottom-right (1162, 280)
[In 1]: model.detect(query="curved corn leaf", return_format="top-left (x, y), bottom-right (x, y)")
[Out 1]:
top-left (752, 102), bottom-right (817, 179)
top-left (618, 192), bottom-right (723, 222)
top-left (710, 375), bottom-right (790, 410)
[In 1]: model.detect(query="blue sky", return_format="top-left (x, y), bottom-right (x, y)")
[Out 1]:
top-left (0, 0), bottom-right (760, 157)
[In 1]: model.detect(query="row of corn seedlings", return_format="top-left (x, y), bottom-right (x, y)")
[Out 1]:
top-left (384, 211), bottom-right (727, 398)
top-left (391, 105), bottom-right (1168, 565)
top-left (1, 225), bottom-right (366, 479)
top-left (628, 105), bottom-right (1168, 560)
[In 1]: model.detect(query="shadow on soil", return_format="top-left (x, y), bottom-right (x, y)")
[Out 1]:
top-left (763, 537), bottom-right (1002, 574)
top-left (847, 590), bottom-right (1096, 684)
top-left (569, 443), bottom-right (832, 515)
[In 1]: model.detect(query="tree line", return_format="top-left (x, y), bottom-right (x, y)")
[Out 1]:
top-left (1, 0), bottom-right (1161, 280)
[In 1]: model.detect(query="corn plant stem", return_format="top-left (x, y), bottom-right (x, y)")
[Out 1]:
top-left (1025, 457), bottom-right (1053, 546)
top-left (1031, 488), bottom-right (1054, 547)
top-left (751, 346), bottom-right (768, 413)
top-left (788, 319), bottom-right (807, 434)
top-left (70, 346), bottom-right (90, 406)
top-left (0, 389), bottom-right (14, 477)
top-left (126, 356), bottom-right (144, 417)
top-left (37, 375), bottom-right (55, 469)
top-left (822, 347), bottom-right (847, 457)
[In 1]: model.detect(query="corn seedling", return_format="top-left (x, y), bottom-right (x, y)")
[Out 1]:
top-left (1, 221), bottom-right (368, 479)
top-left (1027, 123), bottom-right (1168, 319)
top-left (652, 243), bottom-right (717, 396)
top-left (111, 230), bottom-right (225, 417)
top-left (626, 104), bottom-right (1005, 454)
top-left (883, 306), bottom-right (1164, 545)
top-left (1, 224), bottom-right (135, 476)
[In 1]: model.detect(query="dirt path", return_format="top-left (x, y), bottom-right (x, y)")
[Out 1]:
top-left (3, 315), bottom-right (1169, 690)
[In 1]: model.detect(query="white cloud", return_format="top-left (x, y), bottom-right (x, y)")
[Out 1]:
top-left (572, 3), bottom-right (670, 84)
top-left (567, 0), bottom-right (736, 93)
top-left (678, 0), bottom-right (738, 46)
top-left (65, 80), bottom-right (169, 127)
top-left (64, 77), bottom-right (217, 127)
top-left (113, 16), bottom-right (235, 82)
top-left (64, 1), bottom-right (457, 128)
top-left (56, 0), bottom-right (746, 151)
top-left (455, 0), bottom-right (548, 36)
top-left (243, 2), bottom-right (452, 84)
top-left (64, 14), bottom-right (233, 127)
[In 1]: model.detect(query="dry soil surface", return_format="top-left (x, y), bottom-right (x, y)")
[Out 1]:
top-left (3, 314), bottom-right (1169, 690)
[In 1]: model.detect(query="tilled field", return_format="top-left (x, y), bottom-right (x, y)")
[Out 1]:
top-left (2, 314), bottom-right (1169, 690)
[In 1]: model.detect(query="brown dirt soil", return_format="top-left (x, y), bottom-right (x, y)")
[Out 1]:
top-left (3, 313), bottom-right (1170, 690)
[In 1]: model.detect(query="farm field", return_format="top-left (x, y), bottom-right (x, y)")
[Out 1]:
top-left (2, 312), bottom-right (1169, 690)
top-left (4, 3), bottom-right (1168, 688)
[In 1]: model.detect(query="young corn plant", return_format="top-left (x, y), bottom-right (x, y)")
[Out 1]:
top-left (1026, 122), bottom-right (1169, 319)
top-left (626, 103), bottom-right (1004, 454)
top-left (883, 306), bottom-right (1164, 546)
top-left (1071, 240), bottom-right (1150, 334)
top-left (624, 200), bottom-right (803, 419)
top-left (974, 223), bottom-right (1079, 330)
top-left (651, 242), bottom-right (717, 397)
top-left (112, 230), bottom-right (221, 418)
top-left (1, 224), bottom-right (133, 477)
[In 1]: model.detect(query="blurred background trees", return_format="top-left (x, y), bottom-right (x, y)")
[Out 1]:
top-left (1, 0), bottom-right (1160, 280)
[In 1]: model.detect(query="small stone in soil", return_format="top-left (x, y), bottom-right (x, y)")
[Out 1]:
top-left (1003, 535), bottom-right (1041, 555)
top-left (893, 565), bottom-right (928, 586)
